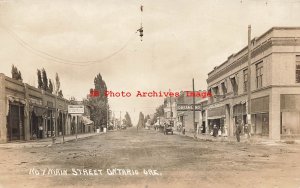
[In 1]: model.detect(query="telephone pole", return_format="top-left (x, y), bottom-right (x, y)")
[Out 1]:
top-left (192, 78), bottom-right (196, 138)
top-left (169, 89), bottom-right (173, 124)
top-left (247, 25), bottom-right (252, 126)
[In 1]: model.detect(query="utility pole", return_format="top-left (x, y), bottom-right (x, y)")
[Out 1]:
top-left (106, 104), bottom-right (109, 132)
top-left (62, 98), bottom-right (66, 143)
top-left (120, 111), bottom-right (122, 128)
top-left (247, 25), bottom-right (252, 128)
top-left (169, 89), bottom-right (173, 125)
top-left (192, 78), bottom-right (196, 138)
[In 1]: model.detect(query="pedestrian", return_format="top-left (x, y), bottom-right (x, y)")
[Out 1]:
top-left (38, 124), bottom-right (43, 139)
top-left (236, 124), bottom-right (242, 142)
top-left (218, 127), bottom-right (222, 137)
top-left (213, 124), bottom-right (218, 137)
top-left (244, 123), bottom-right (251, 139)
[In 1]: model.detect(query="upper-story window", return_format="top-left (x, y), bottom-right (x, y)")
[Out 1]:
top-left (230, 76), bottom-right (238, 96)
top-left (256, 62), bottom-right (263, 89)
top-left (296, 56), bottom-right (300, 83)
top-left (243, 69), bottom-right (248, 92)
top-left (221, 81), bottom-right (227, 95)
top-left (212, 86), bottom-right (219, 95)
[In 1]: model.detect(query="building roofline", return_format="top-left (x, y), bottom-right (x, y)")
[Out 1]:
top-left (207, 27), bottom-right (300, 76)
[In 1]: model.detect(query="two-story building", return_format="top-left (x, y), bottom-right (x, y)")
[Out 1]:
top-left (207, 27), bottom-right (300, 140)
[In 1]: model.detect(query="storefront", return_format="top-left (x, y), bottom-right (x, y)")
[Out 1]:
top-left (7, 101), bottom-right (25, 141)
top-left (280, 94), bottom-right (300, 136)
top-left (233, 102), bottom-right (247, 134)
top-left (30, 107), bottom-right (45, 139)
top-left (207, 106), bottom-right (225, 134)
top-left (29, 97), bottom-right (45, 139)
top-left (251, 96), bottom-right (269, 136)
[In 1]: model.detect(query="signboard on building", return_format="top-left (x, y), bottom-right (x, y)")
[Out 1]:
top-left (177, 104), bottom-right (202, 111)
top-left (68, 105), bottom-right (84, 114)
top-left (29, 97), bottom-right (43, 106)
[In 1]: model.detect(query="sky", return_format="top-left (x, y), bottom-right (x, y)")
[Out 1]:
top-left (1, 0), bottom-right (300, 124)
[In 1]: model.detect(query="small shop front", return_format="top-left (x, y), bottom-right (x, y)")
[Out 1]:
top-left (7, 101), bottom-right (25, 141)
top-left (207, 106), bottom-right (225, 135)
top-left (251, 96), bottom-right (270, 136)
top-left (280, 94), bottom-right (300, 137)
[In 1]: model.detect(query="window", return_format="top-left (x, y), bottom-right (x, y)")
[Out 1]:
top-left (230, 76), bottom-right (238, 96)
top-left (221, 81), bottom-right (227, 95)
top-left (212, 86), bottom-right (219, 95)
top-left (243, 69), bottom-right (248, 92)
top-left (296, 56), bottom-right (300, 83)
top-left (256, 62), bottom-right (263, 89)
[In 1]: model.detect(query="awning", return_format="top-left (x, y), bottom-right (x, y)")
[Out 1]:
top-left (81, 116), bottom-right (94, 125)
top-left (207, 106), bottom-right (225, 117)
top-left (207, 115), bottom-right (225, 120)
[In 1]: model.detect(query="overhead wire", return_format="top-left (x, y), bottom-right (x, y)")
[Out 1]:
top-left (0, 23), bottom-right (138, 66)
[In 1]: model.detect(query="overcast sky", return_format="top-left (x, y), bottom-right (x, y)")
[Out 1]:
top-left (1, 0), bottom-right (300, 124)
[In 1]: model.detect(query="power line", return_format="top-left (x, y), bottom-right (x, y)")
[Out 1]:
top-left (0, 24), bottom-right (138, 66)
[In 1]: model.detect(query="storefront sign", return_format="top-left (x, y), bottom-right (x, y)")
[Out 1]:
top-left (68, 105), bottom-right (84, 114)
top-left (177, 104), bottom-right (202, 111)
top-left (29, 98), bottom-right (43, 106)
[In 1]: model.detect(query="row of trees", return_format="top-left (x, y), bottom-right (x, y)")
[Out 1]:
top-left (11, 65), bottom-right (64, 98)
top-left (136, 104), bottom-right (164, 128)
top-left (37, 68), bottom-right (63, 97)
top-left (10, 65), bottom-right (133, 130)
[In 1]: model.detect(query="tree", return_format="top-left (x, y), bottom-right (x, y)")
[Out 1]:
top-left (124, 112), bottom-right (133, 127)
top-left (150, 104), bottom-right (165, 125)
top-left (86, 73), bottom-right (108, 130)
top-left (144, 114), bottom-right (150, 124)
top-left (58, 90), bottom-right (63, 97)
top-left (94, 73), bottom-right (108, 102)
top-left (41, 68), bottom-right (48, 91)
top-left (18, 71), bottom-right (22, 81)
top-left (55, 73), bottom-right (60, 95)
top-left (11, 64), bottom-right (22, 81)
top-left (137, 112), bottom-right (145, 128)
top-left (48, 79), bottom-right (53, 93)
top-left (37, 69), bottom-right (43, 89)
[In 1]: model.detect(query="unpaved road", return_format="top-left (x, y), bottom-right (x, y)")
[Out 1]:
top-left (0, 128), bottom-right (299, 188)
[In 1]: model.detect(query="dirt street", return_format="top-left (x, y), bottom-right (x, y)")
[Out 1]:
top-left (0, 128), bottom-right (299, 188)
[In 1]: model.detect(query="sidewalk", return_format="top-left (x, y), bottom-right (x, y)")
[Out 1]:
top-left (0, 132), bottom-right (104, 148)
top-left (172, 130), bottom-right (299, 145)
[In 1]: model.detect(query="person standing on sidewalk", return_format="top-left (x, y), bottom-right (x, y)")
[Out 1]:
top-left (38, 124), bottom-right (43, 139)
top-left (212, 124), bottom-right (218, 137)
top-left (244, 123), bottom-right (251, 139)
top-left (236, 123), bottom-right (242, 142)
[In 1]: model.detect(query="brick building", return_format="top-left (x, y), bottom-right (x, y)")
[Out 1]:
top-left (207, 27), bottom-right (300, 140)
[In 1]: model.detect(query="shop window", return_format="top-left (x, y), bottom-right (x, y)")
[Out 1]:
top-left (243, 69), bottom-right (248, 92)
top-left (256, 62), bottom-right (263, 89)
top-left (296, 56), bottom-right (300, 83)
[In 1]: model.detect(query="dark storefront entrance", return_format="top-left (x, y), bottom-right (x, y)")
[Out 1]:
top-left (7, 103), bottom-right (25, 141)
top-left (251, 113), bottom-right (269, 136)
top-left (46, 109), bottom-right (55, 137)
top-left (251, 96), bottom-right (270, 136)
top-left (30, 107), bottom-right (45, 139)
